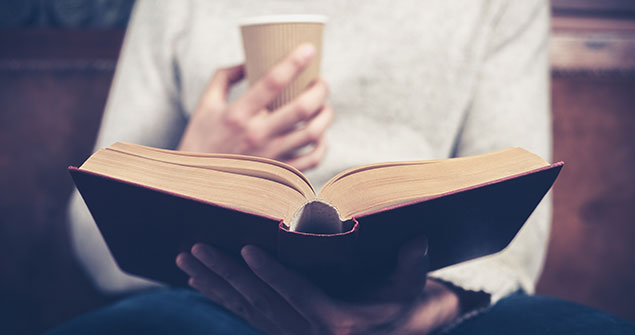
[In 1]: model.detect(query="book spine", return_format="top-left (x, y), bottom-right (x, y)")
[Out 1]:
top-left (276, 220), bottom-right (361, 297)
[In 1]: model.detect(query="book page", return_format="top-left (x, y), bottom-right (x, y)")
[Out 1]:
top-left (318, 148), bottom-right (549, 220)
top-left (109, 142), bottom-right (316, 198)
top-left (80, 143), bottom-right (316, 221)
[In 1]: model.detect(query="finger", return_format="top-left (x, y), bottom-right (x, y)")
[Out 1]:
top-left (283, 136), bottom-right (328, 171)
top-left (234, 43), bottom-right (316, 117)
top-left (177, 252), bottom-right (280, 333)
top-left (176, 252), bottom-right (237, 305)
top-left (382, 236), bottom-right (429, 300)
top-left (241, 245), bottom-right (334, 322)
top-left (395, 235), bottom-right (429, 281)
top-left (192, 244), bottom-right (309, 333)
top-left (265, 79), bottom-right (329, 136)
top-left (269, 104), bottom-right (334, 159)
top-left (192, 244), bottom-right (276, 318)
top-left (357, 236), bottom-right (429, 302)
top-left (204, 64), bottom-right (245, 105)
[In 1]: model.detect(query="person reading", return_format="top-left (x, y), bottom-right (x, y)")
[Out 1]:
top-left (52, 1), bottom-right (635, 334)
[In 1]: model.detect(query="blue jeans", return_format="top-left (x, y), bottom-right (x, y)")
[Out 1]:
top-left (48, 288), bottom-right (634, 334)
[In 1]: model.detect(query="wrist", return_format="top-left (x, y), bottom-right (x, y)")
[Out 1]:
top-left (394, 279), bottom-right (461, 334)
top-left (429, 278), bottom-right (491, 317)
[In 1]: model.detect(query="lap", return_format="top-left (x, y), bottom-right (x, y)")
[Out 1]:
top-left (47, 288), bottom-right (260, 335)
top-left (445, 293), bottom-right (635, 335)
top-left (48, 288), bottom-right (634, 335)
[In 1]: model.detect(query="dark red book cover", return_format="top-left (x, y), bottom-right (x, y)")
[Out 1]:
top-left (69, 162), bottom-right (562, 295)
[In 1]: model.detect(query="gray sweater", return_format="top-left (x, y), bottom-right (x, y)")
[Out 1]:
top-left (69, 0), bottom-right (552, 305)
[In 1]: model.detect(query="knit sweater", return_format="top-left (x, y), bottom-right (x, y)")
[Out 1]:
top-left (68, 0), bottom-right (552, 305)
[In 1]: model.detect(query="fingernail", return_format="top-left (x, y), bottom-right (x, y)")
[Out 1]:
top-left (242, 245), bottom-right (264, 269)
top-left (175, 253), bottom-right (187, 268)
top-left (421, 237), bottom-right (429, 257)
top-left (191, 243), bottom-right (214, 266)
top-left (191, 243), bottom-right (202, 256)
top-left (299, 44), bottom-right (315, 61)
top-left (413, 236), bottom-right (429, 257)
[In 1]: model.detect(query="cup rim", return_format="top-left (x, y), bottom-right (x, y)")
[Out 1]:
top-left (240, 14), bottom-right (327, 27)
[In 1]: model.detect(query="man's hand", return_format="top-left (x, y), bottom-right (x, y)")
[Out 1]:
top-left (178, 43), bottom-right (333, 171)
top-left (176, 237), bottom-right (461, 334)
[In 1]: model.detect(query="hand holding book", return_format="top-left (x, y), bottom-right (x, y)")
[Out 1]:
top-left (178, 44), bottom-right (333, 171)
top-left (176, 237), bottom-right (461, 334)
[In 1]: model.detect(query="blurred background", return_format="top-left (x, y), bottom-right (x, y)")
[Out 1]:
top-left (0, 0), bottom-right (634, 333)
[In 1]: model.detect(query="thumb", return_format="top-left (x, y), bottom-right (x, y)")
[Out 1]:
top-left (368, 236), bottom-right (429, 301)
top-left (206, 64), bottom-right (245, 104)
top-left (393, 235), bottom-right (429, 289)
top-left (397, 235), bottom-right (429, 274)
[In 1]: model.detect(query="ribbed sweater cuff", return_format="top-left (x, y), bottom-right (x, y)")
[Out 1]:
top-left (428, 256), bottom-right (535, 332)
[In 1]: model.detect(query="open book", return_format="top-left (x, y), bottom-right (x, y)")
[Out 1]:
top-left (70, 142), bottom-right (562, 294)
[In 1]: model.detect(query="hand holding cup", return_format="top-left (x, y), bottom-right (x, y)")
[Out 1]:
top-left (178, 43), bottom-right (333, 171)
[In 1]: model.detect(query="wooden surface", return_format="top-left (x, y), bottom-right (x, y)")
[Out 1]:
top-left (537, 75), bottom-right (635, 322)
top-left (535, 14), bottom-right (635, 322)
top-left (551, 17), bottom-right (635, 72)
top-left (552, 0), bottom-right (635, 15)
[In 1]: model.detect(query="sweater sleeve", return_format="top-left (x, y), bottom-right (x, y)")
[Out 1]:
top-left (429, 0), bottom-right (552, 304)
top-left (67, 0), bottom-right (191, 294)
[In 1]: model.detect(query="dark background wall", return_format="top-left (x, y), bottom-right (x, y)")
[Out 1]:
top-left (0, 1), bottom-right (133, 334)
top-left (1, 0), bottom-right (634, 334)
top-left (0, 0), bottom-right (134, 28)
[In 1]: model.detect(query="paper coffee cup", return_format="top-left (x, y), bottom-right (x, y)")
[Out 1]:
top-left (240, 15), bottom-right (326, 111)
